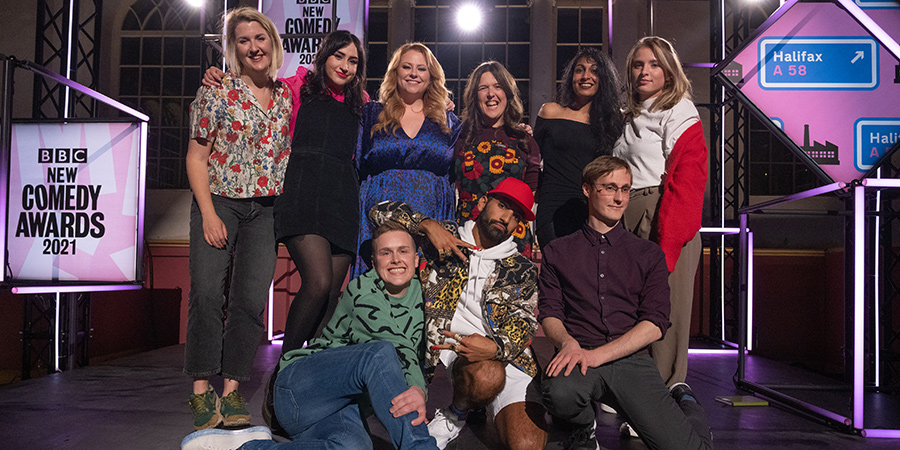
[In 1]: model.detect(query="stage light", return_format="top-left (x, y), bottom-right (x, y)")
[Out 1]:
top-left (457, 4), bottom-right (482, 33)
top-left (186, 0), bottom-right (203, 7)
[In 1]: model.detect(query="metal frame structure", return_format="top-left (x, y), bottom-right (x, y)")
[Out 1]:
top-left (719, 0), bottom-right (900, 437)
top-left (33, 0), bottom-right (102, 119)
top-left (10, 0), bottom-right (148, 378)
top-left (877, 161), bottom-right (900, 392)
top-left (20, 0), bottom-right (103, 377)
top-left (736, 180), bottom-right (900, 437)
top-left (706, 0), bottom-right (753, 346)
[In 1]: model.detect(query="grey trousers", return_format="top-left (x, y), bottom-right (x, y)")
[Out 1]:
top-left (184, 195), bottom-right (277, 381)
top-left (623, 186), bottom-right (702, 386)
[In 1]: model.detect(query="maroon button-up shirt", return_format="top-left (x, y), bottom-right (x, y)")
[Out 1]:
top-left (538, 221), bottom-right (671, 349)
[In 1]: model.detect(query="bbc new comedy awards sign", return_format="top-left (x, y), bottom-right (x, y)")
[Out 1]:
top-left (261, 0), bottom-right (367, 79)
top-left (7, 122), bottom-right (142, 282)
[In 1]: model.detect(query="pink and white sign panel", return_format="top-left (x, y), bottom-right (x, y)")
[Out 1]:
top-left (8, 122), bottom-right (142, 282)
top-left (261, 0), bottom-right (367, 79)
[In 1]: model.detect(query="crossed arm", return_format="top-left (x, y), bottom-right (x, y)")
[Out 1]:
top-left (542, 318), bottom-right (662, 377)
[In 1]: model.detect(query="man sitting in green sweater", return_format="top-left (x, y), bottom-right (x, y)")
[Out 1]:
top-left (181, 222), bottom-right (438, 450)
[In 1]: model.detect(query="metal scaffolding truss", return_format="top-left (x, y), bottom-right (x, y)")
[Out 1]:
top-left (705, 0), bottom-right (752, 345)
top-left (25, 0), bottom-right (102, 376)
top-left (21, 292), bottom-right (91, 380)
top-left (877, 159), bottom-right (900, 391)
top-left (33, 0), bottom-right (102, 118)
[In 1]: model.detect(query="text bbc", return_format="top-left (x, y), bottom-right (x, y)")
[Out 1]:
top-left (38, 148), bottom-right (87, 164)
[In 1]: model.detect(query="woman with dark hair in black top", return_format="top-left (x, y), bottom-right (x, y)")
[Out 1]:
top-left (535, 47), bottom-right (623, 246)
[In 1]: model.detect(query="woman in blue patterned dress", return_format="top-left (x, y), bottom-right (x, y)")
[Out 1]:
top-left (352, 43), bottom-right (461, 277)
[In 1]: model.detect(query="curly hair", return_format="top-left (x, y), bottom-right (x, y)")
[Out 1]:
top-left (459, 61), bottom-right (530, 155)
top-left (300, 30), bottom-right (367, 117)
top-left (223, 7), bottom-right (284, 81)
top-left (623, 36), bottom-right (692, 117)
top-left (371, 43), bottom-right (451, 136)
top-left (557, 47), bottom-right (623, 155)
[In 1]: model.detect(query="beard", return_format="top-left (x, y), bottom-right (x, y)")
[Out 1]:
top-left (476, 213), bottom-right (511, 244)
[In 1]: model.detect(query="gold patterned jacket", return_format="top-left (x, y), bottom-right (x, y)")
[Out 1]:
top-left (369, 201), bottom-right (539, 380)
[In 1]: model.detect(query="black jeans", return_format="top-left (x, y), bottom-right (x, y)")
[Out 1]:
top-left (542, 352), bottom-right (712, 450)
top-left (184, 195), bottom-right (276, 381)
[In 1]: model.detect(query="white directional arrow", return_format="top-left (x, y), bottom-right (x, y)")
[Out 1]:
top-left (851, 50), bottom-right (864, 63)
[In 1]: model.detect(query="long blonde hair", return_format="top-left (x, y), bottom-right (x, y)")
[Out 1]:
top-left (623, 36), bottom-right (692, 117)
top-left (223, 7), bottom-right (283, 81)
top-left (372, 43), bottom-right (451, 136)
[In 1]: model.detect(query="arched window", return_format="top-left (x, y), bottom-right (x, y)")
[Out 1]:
top-left (120, 0), bottom-right (204, 189)
top-left (414, 0), bottom-right (533, 120)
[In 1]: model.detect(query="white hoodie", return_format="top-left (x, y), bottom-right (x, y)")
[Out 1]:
top-left (440, 221), bottom-right (517, 367)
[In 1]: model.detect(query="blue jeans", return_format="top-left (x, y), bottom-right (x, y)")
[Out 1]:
top-left (542, 352), bottom-right (712, 450)
top-left (240, 341), bottom-right (437, 450)
top-left (184, 195), bottom-right (276, 381)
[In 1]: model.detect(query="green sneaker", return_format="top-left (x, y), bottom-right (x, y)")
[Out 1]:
top-left (221, 391), bottom-right (251, 427)
top-left (189, 385), bottom-right (222, 430)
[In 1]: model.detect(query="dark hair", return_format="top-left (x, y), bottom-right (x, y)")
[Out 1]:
top-left (582, 155), bottom-right (632, 186)
top-left (557, 48), bottom-right (623, 155)
top-left (301, 30), bottom-right (367, 116)
top-left (460, 61), bottom-right (530, 156)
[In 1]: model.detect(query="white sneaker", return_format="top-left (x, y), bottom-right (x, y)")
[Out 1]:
top-left (428, 407), bottom-right (465, 449)
top-left (619, 421), bottom-right (640, 438)
top-left (181, 426), bottom-right (273, 450)
top-left (598, 402), bottom-right (617, 414)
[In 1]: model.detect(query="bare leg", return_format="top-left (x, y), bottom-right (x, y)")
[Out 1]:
top-left (495, 401), bottom-right (548, 450)
top-left (193, 378), bottom-right (210, 395)
top-left (451, 358), bottom-right (506, 410)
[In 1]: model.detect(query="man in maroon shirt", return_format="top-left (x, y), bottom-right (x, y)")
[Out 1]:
top-left (538, 156), bottom-right (711, 450)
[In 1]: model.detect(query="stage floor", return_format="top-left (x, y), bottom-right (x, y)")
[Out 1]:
top-left (1, 338), bottom-right (898, 449)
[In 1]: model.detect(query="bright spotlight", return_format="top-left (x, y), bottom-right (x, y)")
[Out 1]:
top-left (186, 0), bottom-right (203, 7)
top-left (457, 4), bottom-right (482, 33)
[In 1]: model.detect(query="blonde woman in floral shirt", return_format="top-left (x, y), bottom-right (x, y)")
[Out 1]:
top-left (183, 7), bottom-right (291, 432)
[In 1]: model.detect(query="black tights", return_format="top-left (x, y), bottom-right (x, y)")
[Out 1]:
top-left (282, 234), bottom-right (352, 353)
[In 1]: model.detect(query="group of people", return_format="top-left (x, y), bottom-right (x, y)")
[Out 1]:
top-left (179, 6), bottom-right (710, 450)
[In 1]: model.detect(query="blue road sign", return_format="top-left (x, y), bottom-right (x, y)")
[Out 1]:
top-left (855, 0), bottom-right (899, 9)
top-left (855, 118), bottom-right (900, 170)
top-left (759, 37), bottom-right (879, 89)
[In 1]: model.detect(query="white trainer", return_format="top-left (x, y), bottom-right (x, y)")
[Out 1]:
top-left (428, 407), bottom-right (466, 449)
top-left (620, 421), bottom-right (640, 438)
top-left (181, 425), bottom-right (273, 450)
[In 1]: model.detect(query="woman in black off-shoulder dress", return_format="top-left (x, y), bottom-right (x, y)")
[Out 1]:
top-left (535, 47), bottom-right (623, 247)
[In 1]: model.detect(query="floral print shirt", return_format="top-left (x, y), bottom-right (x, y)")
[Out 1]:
top-left (455, 127), bottom-right (541, 256)
top-left (189, 72), bottom-right (292, 198)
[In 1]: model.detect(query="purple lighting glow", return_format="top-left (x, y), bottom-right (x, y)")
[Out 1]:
top-left (865, 429), bottom-right (900, 439)
top-left (11, 284), bottom-right (143, 295)
top-left (854, 185), bottom-right (864, 428)
top-left (688, 349), bottom-right (741, 355)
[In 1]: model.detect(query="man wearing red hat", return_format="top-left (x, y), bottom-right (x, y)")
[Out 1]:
top-left (370, 177), bottom-right (547, 450)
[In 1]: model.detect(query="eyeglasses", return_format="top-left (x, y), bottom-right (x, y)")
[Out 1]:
top-left (594, 183), bottom-right (632, 195)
